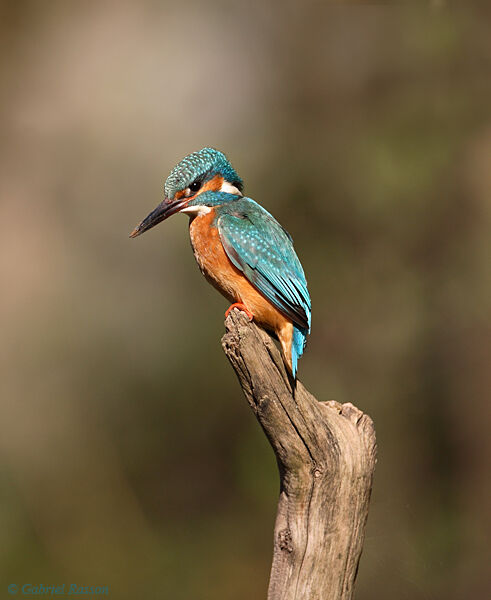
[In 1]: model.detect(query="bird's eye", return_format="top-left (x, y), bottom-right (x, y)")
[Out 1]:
top-left (189, 180), bottom-right (202, 193)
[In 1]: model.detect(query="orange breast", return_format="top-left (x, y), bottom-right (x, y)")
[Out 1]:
top-left (188, 210), bottom-right (291, 336)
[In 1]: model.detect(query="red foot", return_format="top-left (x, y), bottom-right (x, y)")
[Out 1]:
top-left (225, 303), bottom-right (254, 321)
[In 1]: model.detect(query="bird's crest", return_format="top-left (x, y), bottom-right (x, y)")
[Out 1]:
top-left (164, 148), bottom-right (243, 200)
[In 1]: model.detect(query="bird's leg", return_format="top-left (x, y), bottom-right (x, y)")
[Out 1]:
top-left (225, 303), bottom-right (254, 321)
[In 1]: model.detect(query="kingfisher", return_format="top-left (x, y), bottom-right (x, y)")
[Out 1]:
top-left (130, 148), bottom-right (311, 378)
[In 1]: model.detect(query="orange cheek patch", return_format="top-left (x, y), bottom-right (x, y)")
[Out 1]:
top-left (172, 175), bottom-right (224, 203)
top-left (197, 175), bottom-right (224, 195)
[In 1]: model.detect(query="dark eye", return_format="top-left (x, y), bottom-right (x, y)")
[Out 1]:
top-left (189, 180), bottom-right (201, 193)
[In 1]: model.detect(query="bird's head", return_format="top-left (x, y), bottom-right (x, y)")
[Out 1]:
top-left (130, 147), bottom-right (243, 238)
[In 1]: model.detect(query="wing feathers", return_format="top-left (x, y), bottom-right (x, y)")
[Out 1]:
top-left (217, 206), bottom-right (311, 332)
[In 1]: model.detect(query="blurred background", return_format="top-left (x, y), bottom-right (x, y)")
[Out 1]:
top-left (1, 1), bottom-right (490, 599)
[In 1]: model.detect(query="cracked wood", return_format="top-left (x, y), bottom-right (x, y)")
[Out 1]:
top-left (221, 310), bottom-right (377, 600)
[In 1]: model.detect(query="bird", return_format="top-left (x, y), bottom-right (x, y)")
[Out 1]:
top-left (130, 148), bottom-right (311, 378)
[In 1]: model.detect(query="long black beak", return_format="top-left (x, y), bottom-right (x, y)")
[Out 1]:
top-left (129, 198), bottom-right (186, 238)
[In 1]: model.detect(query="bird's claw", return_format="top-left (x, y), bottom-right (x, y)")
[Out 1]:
top-left (225, 303), bottom-right (254, 321)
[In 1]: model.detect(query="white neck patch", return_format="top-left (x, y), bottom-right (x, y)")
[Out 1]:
top-left (220, 180), bottom-right (242, 195)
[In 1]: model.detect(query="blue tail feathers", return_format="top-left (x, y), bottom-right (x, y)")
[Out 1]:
top-left (291, 325), bottom-right (308, 379)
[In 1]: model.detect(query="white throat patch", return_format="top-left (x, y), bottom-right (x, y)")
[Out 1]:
top-left (180, 205), bottom-right (212, 216)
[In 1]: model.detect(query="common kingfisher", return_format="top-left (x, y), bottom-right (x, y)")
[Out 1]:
top-left (130, 148), bottom-right (311, 378)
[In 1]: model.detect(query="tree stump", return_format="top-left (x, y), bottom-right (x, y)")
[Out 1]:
top-left (221, 310), bottom-right (377, 600)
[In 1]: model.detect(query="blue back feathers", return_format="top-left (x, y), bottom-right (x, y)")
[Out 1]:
top-left (216, 199), bottom-right (311, 378)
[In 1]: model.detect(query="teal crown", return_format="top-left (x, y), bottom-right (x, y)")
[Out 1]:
top-left (164, 148), bottom-right (243, 199)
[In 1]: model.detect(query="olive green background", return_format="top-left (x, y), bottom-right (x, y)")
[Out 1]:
top-left (1, 2), bottom-right (490, 599)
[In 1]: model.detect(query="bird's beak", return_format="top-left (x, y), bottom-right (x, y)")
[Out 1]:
top-left (129, 198), bottom-right (187, 238)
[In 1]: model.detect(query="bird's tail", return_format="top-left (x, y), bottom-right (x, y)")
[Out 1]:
top-left (291, 325), bottom-right (308, 379)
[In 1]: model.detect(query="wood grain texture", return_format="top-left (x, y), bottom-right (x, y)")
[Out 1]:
top-left (221, 310), bottom-right (377, 600)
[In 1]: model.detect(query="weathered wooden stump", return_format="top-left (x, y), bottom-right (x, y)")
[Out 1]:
top-left (222, 310), bottom-right (377, 600)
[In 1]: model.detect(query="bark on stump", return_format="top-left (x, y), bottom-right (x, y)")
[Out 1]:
top-left (221, 310), bottom-right (377, 600)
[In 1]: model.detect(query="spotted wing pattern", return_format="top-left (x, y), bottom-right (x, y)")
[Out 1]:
top-left (217, 200), bottom-right (311, 332)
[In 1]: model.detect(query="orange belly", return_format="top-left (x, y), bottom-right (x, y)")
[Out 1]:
top-left (188, 210), bottom-right (294, 370)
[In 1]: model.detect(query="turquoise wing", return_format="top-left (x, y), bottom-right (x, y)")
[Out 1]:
top-left (217, 201), bottom-right (311, 332)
